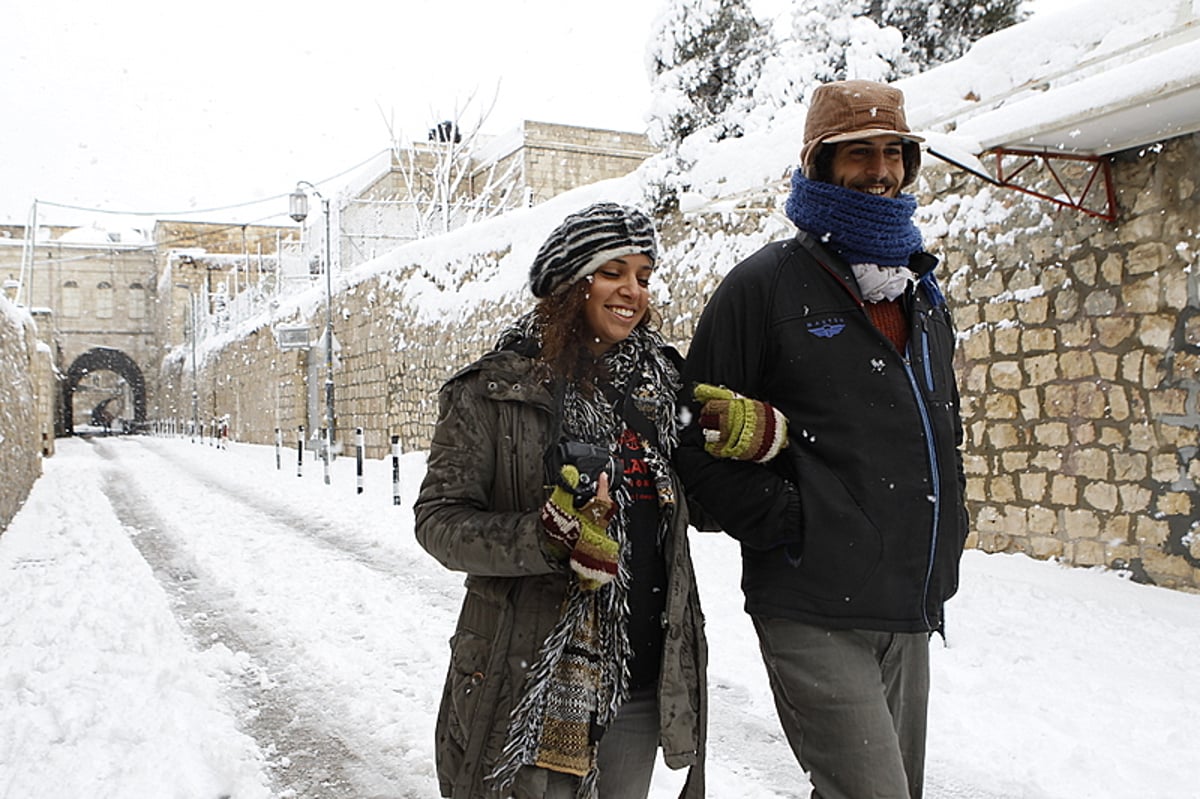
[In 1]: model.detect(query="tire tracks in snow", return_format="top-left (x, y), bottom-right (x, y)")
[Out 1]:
top-left (91, 439), bottom-right (439, 799)
top-left (129, 438), bottom-right (461, 611)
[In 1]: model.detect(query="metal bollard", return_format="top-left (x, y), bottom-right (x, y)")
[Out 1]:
top-left (321, 426), bottom-right (330, 486)
top-left (297, 425), bottom-right (304, 477)
top-left (355, 427), bottom-right (365, 495)
top-left (275, 427), bottom-right (282, 470)
top-left (391, 434), bottom-right (402, 506)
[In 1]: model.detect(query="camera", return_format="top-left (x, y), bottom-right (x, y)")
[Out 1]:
top-left (555, 441), bottom-right (622, 508)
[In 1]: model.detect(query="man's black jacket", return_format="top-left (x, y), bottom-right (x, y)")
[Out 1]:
top-left (676, 231), bottom-right (968, 634)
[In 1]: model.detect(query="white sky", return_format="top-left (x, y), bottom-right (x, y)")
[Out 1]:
top-left (1, 0), bottom-right (666, 226)
top-left (3, 0), bottom-right (1093, 230)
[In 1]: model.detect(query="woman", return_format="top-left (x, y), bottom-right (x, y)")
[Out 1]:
top-left (415, 202), bottom-right (707, 799)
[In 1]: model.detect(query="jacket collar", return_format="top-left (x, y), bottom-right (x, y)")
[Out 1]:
top-left (794, 229), bottom-right (939, 300)
top-left (446, 349), bottom-right (556, 413)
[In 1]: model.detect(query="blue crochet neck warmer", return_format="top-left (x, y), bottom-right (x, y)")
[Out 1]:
top-left (784, 170), bottom-right (923, 268)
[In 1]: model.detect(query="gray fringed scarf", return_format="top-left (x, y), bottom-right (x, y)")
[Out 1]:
top-left (489, 313), bottom-right (680, 798)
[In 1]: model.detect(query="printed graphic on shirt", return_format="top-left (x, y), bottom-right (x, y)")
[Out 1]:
top-left (618, 428), bottom-right (657, 505)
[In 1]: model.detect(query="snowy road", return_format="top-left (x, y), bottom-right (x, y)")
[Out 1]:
top-left (4, 436), bottom-right (1199, 799)
top-left (94, 440), bottom-right (446, 798)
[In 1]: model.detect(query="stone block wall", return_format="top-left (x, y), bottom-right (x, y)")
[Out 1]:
top-left (929, 135), bottom-right (1200, 590)
top-left (521, 121), bottom-right (658, 205)
top-left (153, 132), bottom-right (1200, 591)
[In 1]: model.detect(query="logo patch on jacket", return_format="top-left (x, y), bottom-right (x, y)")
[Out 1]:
top-left (807, 318), bottom-right (846, 338)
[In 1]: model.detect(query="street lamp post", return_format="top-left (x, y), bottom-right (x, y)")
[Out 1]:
top-left (289, 181), bottom-right (336, 485)
top-left (174, 283), bottom-right (200, 443)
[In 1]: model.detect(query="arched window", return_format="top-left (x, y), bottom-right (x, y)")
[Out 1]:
top-left (62, 280), bottom-right (81, 317)
top-left (127, 282), bottom-right (146, 320)
top-left (96, 281), bottom-right (114, 319)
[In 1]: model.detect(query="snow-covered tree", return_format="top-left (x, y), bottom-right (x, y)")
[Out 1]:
top-left (380, 93), bottom-right (522, 240)
top-left (646, 0), bottom-right (913, 152)
top-left (745, 0), bottom-right (909, 130)
top-left (866, 0), bottom-right (1026, 71)
top-left (647, 0), bottom-right (767, 146)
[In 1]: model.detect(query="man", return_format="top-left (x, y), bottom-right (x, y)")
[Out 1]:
top-left (675, 79), bottom-right (968, 799)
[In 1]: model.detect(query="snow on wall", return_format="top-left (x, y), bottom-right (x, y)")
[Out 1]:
top-left (0, 298), bottom-right (48, 533)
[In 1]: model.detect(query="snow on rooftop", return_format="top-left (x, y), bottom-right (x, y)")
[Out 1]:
top-left (903, 0), bottom-right (1200, 156)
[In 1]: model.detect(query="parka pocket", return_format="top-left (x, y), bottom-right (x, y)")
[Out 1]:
top-left (788, 449), bottom-right (883, 602)
top-left (447, 630), bottom-right (491, 751)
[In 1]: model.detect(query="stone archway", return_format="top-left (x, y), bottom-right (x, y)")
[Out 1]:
top-left (64, 347), bottom-right (147, 434)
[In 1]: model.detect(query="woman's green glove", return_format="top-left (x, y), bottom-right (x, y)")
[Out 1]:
top-left (540, 465), bottom-right (619, 591)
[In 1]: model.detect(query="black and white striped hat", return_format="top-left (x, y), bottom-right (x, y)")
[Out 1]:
top-left (529, 202), bottom-right (657, 298)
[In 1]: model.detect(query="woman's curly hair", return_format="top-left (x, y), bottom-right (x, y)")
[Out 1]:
top-left (532, 278), bottom-right (661, 389)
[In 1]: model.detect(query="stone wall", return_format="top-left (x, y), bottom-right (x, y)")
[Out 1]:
top-left (931, 135), bottom-right (1200, 591)
top-left (154, 133), bottom-right (1200, 591)
top-left (0, 299), bottom-right (56, 533)
top-left (519, 121), bottom-right (658, 205)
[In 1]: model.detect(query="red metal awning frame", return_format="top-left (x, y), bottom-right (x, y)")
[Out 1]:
top-left (929, 146), bottom-right (1118, 223)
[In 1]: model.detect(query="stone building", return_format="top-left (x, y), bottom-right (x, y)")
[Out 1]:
top-left (0, 219), bottom-right (295, 437)
top-left (333, 121), bottom-right (656, 269)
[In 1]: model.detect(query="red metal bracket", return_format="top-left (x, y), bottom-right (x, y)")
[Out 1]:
top-left (974, 147), bottom-right (1118, 222)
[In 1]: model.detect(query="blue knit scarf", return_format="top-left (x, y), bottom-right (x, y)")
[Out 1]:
top-left (784, 170), bottom-right (923, 268)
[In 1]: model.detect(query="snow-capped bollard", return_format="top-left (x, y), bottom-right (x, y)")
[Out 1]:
top-left (297, 425), bottom-right (304, 477)
top-left (392, 435), bottom-right (402, 506)
top-left (355, 427), bottom-right (364, 495)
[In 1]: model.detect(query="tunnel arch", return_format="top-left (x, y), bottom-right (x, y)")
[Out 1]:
top-left (64, 347), bottom-right (147, 434)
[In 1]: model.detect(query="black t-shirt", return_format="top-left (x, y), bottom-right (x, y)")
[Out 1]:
top-left (618, 427), bottom-right (668, 689)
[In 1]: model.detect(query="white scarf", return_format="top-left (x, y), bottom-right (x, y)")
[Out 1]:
top-left (851, 262), bottom-right (917, 302)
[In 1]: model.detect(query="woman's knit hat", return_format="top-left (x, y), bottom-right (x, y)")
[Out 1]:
top-left (529, 202), bottom-right (657, 298)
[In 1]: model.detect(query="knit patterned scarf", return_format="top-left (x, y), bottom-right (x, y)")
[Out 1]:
top-left (784, 170), bottom-right (923, 268)
top-left (489, 315), bottom-right (680, 798)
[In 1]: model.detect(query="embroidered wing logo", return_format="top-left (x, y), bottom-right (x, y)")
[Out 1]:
top-left (807, 318), bottom-right (846, 339)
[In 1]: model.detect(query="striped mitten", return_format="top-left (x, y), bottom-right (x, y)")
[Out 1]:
top-left (694, 383), bottom-right (789, 463)
top-left (540, 464), bottom-right (619, 591)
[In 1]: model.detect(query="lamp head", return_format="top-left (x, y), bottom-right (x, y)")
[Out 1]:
top-left (288, 189), bottom-right (309, 223)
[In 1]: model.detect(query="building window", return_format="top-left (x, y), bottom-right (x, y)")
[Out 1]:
top-left (62, 280), bottom-right (80, 317)
top-left (96, 281), bottom-right (114, 319)
top-left (128, 282), bottom-right (146, 319)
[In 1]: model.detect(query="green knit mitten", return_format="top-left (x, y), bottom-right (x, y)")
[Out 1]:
top-left (540, 465), bottom-right (619, 591)
top-left (694, 383), bottom-right (789, 463)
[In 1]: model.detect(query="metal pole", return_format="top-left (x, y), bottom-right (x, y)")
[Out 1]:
top-left (176, 284), bottom-right (200, 444)
top-left (189, 294), bottom-right (198, 443)
top-left (275, 427), bottom-right (282, 470)
top-left (297, 425), bottom-right (304, 477)
top-left (323, 197), bottom-right (335, 485)
top-left (290, 181), bottom-right (336, 483)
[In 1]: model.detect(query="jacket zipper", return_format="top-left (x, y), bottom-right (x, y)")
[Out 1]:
top-left (903, 314), bottom-right (942, 632)
top-left (920, 315), bottom-right (937, 393)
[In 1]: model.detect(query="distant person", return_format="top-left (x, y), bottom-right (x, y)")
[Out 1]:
top-left (675, 79), bottom-right (968, 799)
top-left (415, 203), bottom-right (707, 799)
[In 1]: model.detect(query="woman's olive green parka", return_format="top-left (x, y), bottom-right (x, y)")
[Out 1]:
top-left (414, 349), bottom-right (707, 799)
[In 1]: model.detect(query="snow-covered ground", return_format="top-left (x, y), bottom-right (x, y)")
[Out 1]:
top-left (2, 436), bottom-right (1198, 798)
